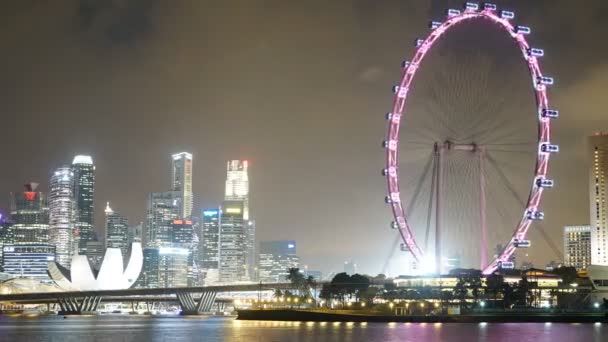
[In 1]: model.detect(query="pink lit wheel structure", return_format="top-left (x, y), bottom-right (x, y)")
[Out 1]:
top-left (383, 4), bottom-right (557, 275)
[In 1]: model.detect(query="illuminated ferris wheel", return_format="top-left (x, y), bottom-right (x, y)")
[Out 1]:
top-left (382, 2), bottom-right (558, 275)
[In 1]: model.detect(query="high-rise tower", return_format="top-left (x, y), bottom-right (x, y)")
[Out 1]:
top-left (9, 183), bottom-right (49, 245)
top-left (49, 166), bottom-right (76, 268)
top-left (590, 133), bottom-right (608, 265)
top-left (171, 152), bottom-right (193, 218)
top-left (105, 202), bottom-right (129, 259)
top-left (224, 160), bottom-right (249, 220)
top-left (72, 155), bottom-right (95, 254)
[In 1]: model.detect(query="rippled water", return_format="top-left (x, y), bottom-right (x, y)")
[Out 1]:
top-left (0, 315), bottom-right (606, 342)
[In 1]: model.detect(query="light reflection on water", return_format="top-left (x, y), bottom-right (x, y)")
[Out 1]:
top-left (0, 316), bottom-right (606, 342)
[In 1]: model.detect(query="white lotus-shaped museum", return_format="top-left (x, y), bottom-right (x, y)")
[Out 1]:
top-left (48, 242), bottom-right (143, 291)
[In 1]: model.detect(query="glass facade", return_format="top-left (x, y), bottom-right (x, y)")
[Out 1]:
top-left (145, 191), bottom-right (180, 248)
top-left (258, 240), bottom-right (299, 283)
top-left (105, 202), bottom-right (129, 259)
top-left (9, 184), bottom-right (49, 245)
top-left (72, 155), bottom-right (95, 255)
top-left (49, 167), bottom-right (76, 268)
top-left (158, 247), bottom-right (189, 288)
top-left (590, 134), bottom-right (608, 265)
top-left (201, 209), bottom-right (220, 270)
top-left (171, 152), bottom-right (193, 219)
top-left (219, 201), bottom-right (247, 283)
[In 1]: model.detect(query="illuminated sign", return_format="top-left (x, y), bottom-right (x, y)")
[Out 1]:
top-left (173, 220), bottom-right (183, 225)
top-left (225, 208), bottom-right (241, 214)
top-left (203, 210), bottom-right (219, 217)
top-left (185, 220), bottom-right (192, 225)
top-left (24, 192), bottom-right (36, 201)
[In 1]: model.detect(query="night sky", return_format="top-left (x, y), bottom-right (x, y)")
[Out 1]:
top-left (2, 0), bottom-right (607, 276)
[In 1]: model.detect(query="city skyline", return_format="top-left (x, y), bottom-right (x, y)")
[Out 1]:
top-left (2, 1), bottom-right (608, 276)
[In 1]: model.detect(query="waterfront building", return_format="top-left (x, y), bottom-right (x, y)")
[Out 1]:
top-left (158, 247), bottom-right (189, 288)
top-left (564, 225), bottom-right (592, 270)
top-left (219, 201), bottom-right (247, 283)
top-left (48, 243), bottom-right (142, 291)
top-left (105, 202), bottom-right (129, 259)
top-left (200, 209), bottom-right (220, 284)
top-left (590, 133), bottom-right (608, 265)
top-left (9, 183), bottom-right (49, 245)
top-left (171, 152), bottom-right (193, 219)
top-left (258, 240), bottom-right (299, 283)
top-left (48, 166), bottom-right (76, 268)
top-left (2, 244), bottom-right (55, 281)
top-left (171, 219), bottom-right (193, 247)
top-left (0, 219), bottom-right (12, 269)
top-left (72, 155), bottom-right (95, 255)
top-left (145, 191), bottom-right (180, 248)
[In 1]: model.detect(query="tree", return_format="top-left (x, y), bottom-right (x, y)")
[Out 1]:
top-left (485, 273), bottom-right (505, 307)
top-left (287, 268), bottom-right (307, 295)
top-left (350, 274), bottom-right (370, 301)
top-left (552, 266), bottom-right (578, 286)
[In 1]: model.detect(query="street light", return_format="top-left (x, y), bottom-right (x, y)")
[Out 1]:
top-left (480, 301), bottom-right (486, 308)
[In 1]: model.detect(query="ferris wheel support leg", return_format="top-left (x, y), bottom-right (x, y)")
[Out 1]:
top-left (434, 144), bottom-right (444, 275)
top-left (479, 149), bottom-right (488, 270)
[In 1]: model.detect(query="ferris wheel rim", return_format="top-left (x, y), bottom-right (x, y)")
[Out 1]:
top-left (384, 5), bottom-right (556, 275)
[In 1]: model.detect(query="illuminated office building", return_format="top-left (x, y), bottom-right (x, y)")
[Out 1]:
top-left (224, 160), bottom-right (255, 279)
top-left (72, 155), bottom-right (95, 255)
top-left (9, 183), bottom-right (49, 245)
top-left (2, 244), bottom-right (55, 281)
top-left (171, 152), bottom-right (193, 219)
top-left (200, 209), bottom-right (220, 284)
top-left (105, 202), bottom-right (129, 259)
top-left (590, 133), bottom-right (608, 265)
top-left (145, 191), bottom-right (180, 248)
top-left (258, 240), bottom-right (299, 283)
top-left (219, 201), bottom-right (247, 283)
top-left (564, 225), bottom-right (591, 270)
top-left (49, 166), bottom-right (76, 268)
top-left (158, 247), bottom-right (189, 288)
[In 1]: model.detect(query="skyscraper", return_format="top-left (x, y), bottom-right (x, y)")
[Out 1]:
top-left (200, 208), bottom-right (220, 284)
top-left (219, 201), bottom-right (247, 283)
top-left (171, 152), bottom-right (193, 219)
top-left (105, 202), bottom-right (129, 259)
top-left (49, 166), bottom-right (76, 268)
top-left (590, 133), bottom-right (608, 265)
top-left (72, 155), bottom-right (95, 255)
top-left (564, 225), bottom-right (592, 270)
top-left (224, 160), bottom-right (249, 219)
top-left (224, 160), bottom-right (255, 279)
top-left (258, 240), bottom-right (299, 283)
top-left (9, 183), bottom-right (49, 245)
top-left (145, 191), bottom-right (180, 248)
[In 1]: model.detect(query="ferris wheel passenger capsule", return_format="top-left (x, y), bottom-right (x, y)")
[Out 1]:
top-left (513, 239), bottom-right (532, 248)
top-left (400, 243), bottom-right (410, 252)
top-left (541, 109), bottom-right (559, 119)
top-left (536, 178), bottom-right (555, 188)
top-left (464, 2), bottom-right (479, 11)
top-left (401, 60), bottom-right (410, 69)
top-left (384, 196), bottom-right (393, 204)
top-left (391, 221), bottom-right (400, 229)
top-left (540, 143), bottom-right (559, 153)
top-left (537, 76), bottom-right (554, 86)
top-left (415, 38), bottom-right (425, 47)
top-left (499, 261), bottom-right (515, 269)
top-left (482, 3), bottom-right (497, 11)
top-left (528, 48), bottom-right (545, 57)
top-left (514, 26), bottom-right (531, 35)
top-left (447, 9), bottom-right (461, 17)
top-left (382, 140), bottom-right (398, 151)
top-left (429, 21), bottom-right (442, 29)
top-left (526, 210), bottom-right (544, 221)
top-left (500, 10), bottom-right (515, 19)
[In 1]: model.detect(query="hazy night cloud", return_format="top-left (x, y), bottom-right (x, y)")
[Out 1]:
top-left (1, 0), bottom-right (607, 274)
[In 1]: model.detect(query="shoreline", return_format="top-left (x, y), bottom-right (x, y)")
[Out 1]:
top-left (237, 309), bottom-right (608, 323)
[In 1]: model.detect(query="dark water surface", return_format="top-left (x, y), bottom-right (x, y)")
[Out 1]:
top-left (0, 315), bottom-right (606, 342)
